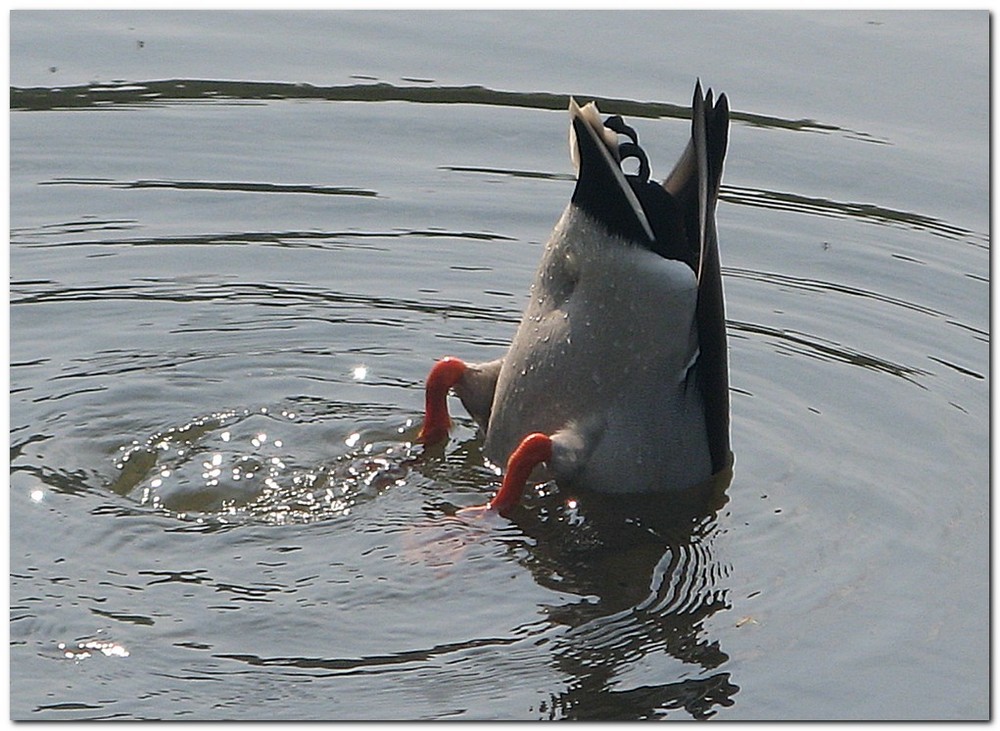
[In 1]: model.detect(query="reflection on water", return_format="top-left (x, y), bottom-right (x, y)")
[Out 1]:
top-left (721, 184), bottom-right (987, 246)
top-left (11, 276), bottom-right (520, 326)
top-left (729, 319), bottom-right (929, 384)
top-left (12, 226), bottom-right (516, 252)
top-left (11, 78), bottom-right (876, 140)
top-left (504, 470), bottom-right (736, 719)
top-left (41, 177), bottom-right (379, 198)
top-left (440, 165), bottom-right (576, 182)
top-left (724, 266), bottom-right (946, 318)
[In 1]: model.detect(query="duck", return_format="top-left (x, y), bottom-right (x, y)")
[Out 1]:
top-left (418, 81), bottom-right (731, 515)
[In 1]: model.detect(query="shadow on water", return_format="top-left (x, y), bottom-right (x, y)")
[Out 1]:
top-left (500, 465), bottom-right (737, 720)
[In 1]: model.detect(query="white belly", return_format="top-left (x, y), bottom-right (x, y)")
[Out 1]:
top-left (484, 205), bottom-right (713, 493)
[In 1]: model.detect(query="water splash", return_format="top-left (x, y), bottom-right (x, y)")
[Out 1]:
top-left (110, 407), bottom-right (421, 526)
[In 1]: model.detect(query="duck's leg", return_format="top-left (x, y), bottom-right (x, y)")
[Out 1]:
top-left (417, 357), bottom-right (503, 445)
top-left (417, 357), bottom-right (466, 445)
top-left (487, 432), bottom-right (553, 514)
top-left (484, 423), bottom-right (598, 515)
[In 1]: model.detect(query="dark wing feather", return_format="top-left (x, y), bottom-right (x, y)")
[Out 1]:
top-left (664, 82), bottom-right (731, 473)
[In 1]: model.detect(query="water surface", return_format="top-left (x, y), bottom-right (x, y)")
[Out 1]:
top-left (10, 10), bottom-right (989, 720)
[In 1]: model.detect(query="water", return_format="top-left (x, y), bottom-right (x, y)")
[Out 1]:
top-left (9, 10), bottom-right (988, 720)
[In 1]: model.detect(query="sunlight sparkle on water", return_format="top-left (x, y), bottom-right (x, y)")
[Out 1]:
top-left (352, 365), bottom-right (368, 381)
top-left (59, 638), bottom-right (130, 660)
top-left (30, 489), bottom-right (43, 503)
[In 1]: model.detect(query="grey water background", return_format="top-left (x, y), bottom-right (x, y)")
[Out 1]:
top-left (9, 10), bottom-right (988, 720)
